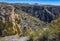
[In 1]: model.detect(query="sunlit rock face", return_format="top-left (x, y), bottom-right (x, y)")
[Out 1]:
top-left (0, 5), bottom-right (18, 36)
top-left (0, 5), bottom-right (14, 23)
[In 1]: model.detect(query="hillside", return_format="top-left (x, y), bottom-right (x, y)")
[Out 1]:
top-left (0, 3), bottom-right (47, 36)
top-left (14, 4), bottom-right (60, 23)
top-left (0, 2), bottom-right (60, 41)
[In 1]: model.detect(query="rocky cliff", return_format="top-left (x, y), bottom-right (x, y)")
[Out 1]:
top-left (14, 4), bottom-right (60, 23)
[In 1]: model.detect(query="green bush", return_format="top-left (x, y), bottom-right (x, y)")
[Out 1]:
top-left (0, 37), bottom-right (4, 41)
top-left (50, 18), bottom-right (60, 36)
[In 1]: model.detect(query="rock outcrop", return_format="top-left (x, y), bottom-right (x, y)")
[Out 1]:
top-left (0, 5), bottom-right (21, 36)
top-left (14, 4), bottom-right (60, 23)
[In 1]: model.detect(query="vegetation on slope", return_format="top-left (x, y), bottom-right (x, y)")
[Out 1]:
top-left (0, 3), bottom-right (60, 41)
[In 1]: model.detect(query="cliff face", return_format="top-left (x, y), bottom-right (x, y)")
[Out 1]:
top-left (14, 5), bottom-right (60, 23)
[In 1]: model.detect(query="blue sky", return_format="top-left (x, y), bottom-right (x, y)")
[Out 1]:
top-left (1, 0), bottom-right (60, 5)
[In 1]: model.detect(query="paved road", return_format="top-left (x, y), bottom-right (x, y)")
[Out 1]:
top-left (4, 35), bottom-right (29, 41)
